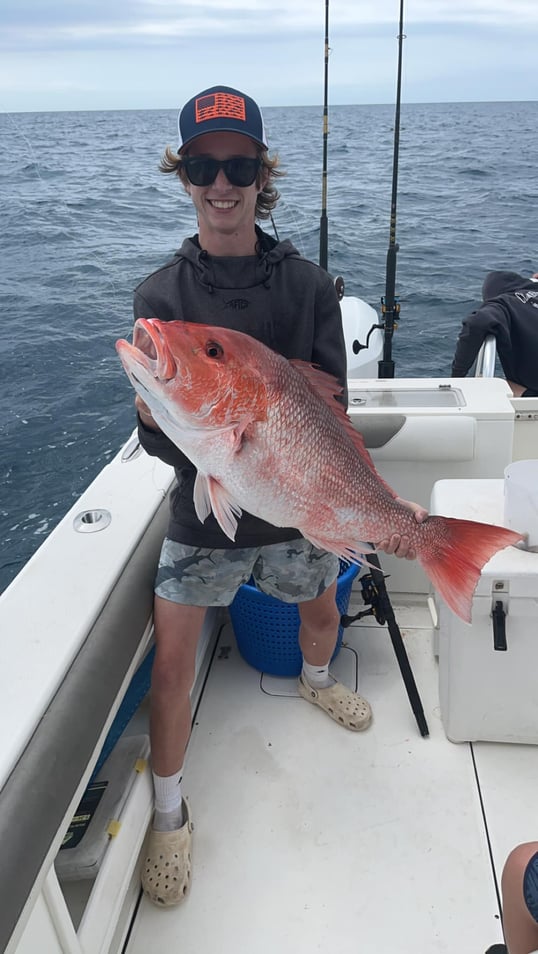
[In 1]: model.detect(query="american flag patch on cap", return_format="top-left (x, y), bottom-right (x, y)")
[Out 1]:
top-left (195, 92), bottom-right (246, 124)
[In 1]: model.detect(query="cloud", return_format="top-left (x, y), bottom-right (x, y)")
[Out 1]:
top-left (1, 0), bottom-right (537, 111)
top-left (3, 0), bottom-right (538, 53)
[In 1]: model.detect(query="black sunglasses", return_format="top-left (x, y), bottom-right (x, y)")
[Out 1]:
top-left (181, 156), bottom-right (262, 188)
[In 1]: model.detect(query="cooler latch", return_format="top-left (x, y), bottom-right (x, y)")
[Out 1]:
top-left (492, 600), bottom-right (507, 651)
top-left (491, 580), bottom-right (509, 651)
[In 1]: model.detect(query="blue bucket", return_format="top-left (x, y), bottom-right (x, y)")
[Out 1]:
top-left (229, 560), bottom-right (359, 677)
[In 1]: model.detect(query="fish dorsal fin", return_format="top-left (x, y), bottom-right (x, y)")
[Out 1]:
top-left (289, 360), bottom-right (345, 406)
top-left (289, 360), bottom-right (397, 499)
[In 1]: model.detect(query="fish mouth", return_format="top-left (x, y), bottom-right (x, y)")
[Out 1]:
top-left (132, 318), bottom-right (177, 381)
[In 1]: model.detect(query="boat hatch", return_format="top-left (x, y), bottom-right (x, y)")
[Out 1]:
top-left (349, 386), bottom-right (466, 409)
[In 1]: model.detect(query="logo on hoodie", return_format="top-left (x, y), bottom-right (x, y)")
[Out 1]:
top-left (224, 298), bottom-right (249, 310)
top-left (515, 290), bottom-right (538, 308)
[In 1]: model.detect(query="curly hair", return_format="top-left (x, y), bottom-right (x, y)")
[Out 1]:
top-left (159, 144), bottom-right (285, 220)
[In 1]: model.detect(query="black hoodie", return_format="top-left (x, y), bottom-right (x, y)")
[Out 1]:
top-left (133, 228), bottom-right (347, 548)
top-left (451, 270), bottom-right (538, 393)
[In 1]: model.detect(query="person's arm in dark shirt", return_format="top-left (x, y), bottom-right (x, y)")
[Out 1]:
top-left (451, 302), bottom-right (501, 377)
top-left (311, 275), bottom-right (348, 405)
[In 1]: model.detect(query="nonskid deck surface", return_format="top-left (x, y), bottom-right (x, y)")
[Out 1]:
top-left (126, 592), bottom-right (535, 954)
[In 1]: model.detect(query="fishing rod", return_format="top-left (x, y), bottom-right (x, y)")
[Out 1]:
top-left (319, 0), bottom-right (330, 271)
top-left (341, 556), bottom-right (429, 737)
top-left (335, 3), bottom-right (426, 736)
top-left (378, 0), bottom-right (406, 378)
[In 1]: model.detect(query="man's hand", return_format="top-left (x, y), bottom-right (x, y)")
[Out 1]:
top-left (377, 498), bottom-right (429, 561)
top-left (135, 394), bottom-right (160, 431)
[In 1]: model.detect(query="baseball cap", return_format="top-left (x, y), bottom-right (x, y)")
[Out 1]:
top-left (177, 86), bottom-right (268, 154)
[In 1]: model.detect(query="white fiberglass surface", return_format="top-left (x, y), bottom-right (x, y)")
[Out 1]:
top-left (126, 596), bottom-right (510, 954)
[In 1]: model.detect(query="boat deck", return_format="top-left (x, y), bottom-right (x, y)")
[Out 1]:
top-left (124, 588), bottom-right (536, 954)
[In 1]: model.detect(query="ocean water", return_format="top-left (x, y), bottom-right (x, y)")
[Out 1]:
top-left (1, 100), bottom-right (537, 592)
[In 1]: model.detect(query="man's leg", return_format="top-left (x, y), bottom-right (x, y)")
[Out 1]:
top-left (298, 580), bottom-right (340, 666)
top-left (141, 539), bottom-right (257, 907)
top-left (255, 542), bottom-right (372, 732)
top-left (141, 597), bottom-right (206, 907)
top-left (150, 596), bottom-right (206, 778)
top-left (298, 584), bottom-right (372, 731)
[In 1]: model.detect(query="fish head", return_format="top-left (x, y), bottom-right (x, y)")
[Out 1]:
top-left (115, 318), bottom-right (269, 431)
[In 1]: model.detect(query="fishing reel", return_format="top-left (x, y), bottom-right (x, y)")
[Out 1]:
top-left (381, 296), bottom-right (401, 313)
top-left (381, 294), bottom-right (401, 328)
top-left (340, 571), bottom-right (388, 628)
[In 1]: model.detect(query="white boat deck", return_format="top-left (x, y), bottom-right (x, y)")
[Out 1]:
top-left (124, 587), bottom-right (536, 954)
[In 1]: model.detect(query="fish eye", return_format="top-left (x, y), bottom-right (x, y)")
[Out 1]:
top-left (205, 340), bottom-right (224, 360)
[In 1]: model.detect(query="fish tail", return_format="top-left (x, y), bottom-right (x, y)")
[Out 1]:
top-left (417, 517), bottom-right (524, 623)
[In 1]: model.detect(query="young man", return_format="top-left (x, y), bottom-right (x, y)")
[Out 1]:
top-left (452, 270), bottom-right (538, 396)
top-left (133, 85), bottom-right (424, 907)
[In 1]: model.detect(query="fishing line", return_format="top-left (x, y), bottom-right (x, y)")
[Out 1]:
top-left (271, 198), bottom-right (312, 259)
top-left (269, 212), bottom-right (280, 242)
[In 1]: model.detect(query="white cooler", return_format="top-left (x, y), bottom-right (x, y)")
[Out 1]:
top-left (431, 478), bottom-right (538, 744)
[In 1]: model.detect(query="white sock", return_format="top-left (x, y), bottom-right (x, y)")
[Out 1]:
top-left (302, 659), bottom-right (332, 690)
top-left (152, 769), bottom-right (184, 831)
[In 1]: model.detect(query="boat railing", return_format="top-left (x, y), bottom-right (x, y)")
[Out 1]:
top-left (474, 334), bottom-right (496, 378)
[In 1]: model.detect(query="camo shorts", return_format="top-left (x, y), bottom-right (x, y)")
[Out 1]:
top-left (154, 538), bottom-right (339, 607)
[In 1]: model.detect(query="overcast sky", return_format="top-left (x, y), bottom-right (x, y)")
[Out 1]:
top-left (1, 0), bottom-right (537, 113)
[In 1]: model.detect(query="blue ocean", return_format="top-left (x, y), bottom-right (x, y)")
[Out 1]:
top-left (1, 101), bottom-right (537, 592)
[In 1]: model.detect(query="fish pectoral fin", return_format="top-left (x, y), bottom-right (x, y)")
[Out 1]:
top-left (193, 472), bottom-right (213, 525)
top-left (228, 417), bottom-right (255, 453)
top-left (193, 472), bottom-right (242, 541)
top-left (208, 477), bottom-right (243, 540)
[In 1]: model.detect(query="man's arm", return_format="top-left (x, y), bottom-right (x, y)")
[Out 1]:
top-left (311, 276), bottom-right (348, 403)
top-left (451, 302), bottom-right (501, 377)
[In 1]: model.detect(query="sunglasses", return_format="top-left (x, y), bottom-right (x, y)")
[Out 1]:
top-left (181, 156), bottom-right (262, 188)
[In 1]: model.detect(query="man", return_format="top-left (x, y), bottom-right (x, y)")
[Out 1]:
top-left (452, 270), bottom-right (538, 396)
top-left (133, 85), bottom-right (424, 907)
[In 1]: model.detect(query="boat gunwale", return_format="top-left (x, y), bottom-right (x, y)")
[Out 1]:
top-left (0, 497), bottom-right (168, 954)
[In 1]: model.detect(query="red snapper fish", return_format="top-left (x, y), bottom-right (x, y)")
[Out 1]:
top-left (116, 319), bottom-right (523, 623)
